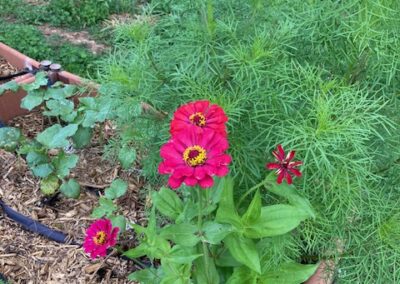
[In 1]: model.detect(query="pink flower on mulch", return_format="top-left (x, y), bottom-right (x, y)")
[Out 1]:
top-left (159, 129), bottom-right (231, 189)
top-left (266, 144), bottom-right (302, 185)
top-left (83, 219), bottom-right (119, 259)
top-left (170, 100), bottom-right (228, 137)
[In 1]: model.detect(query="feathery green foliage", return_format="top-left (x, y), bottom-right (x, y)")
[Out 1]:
top-left (97, 0), bottom-right (400, 282)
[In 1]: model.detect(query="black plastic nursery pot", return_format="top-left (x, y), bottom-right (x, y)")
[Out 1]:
top-left (0, 43), bottom-right (334, 284)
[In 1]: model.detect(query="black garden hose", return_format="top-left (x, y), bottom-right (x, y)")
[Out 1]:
top-left (0, 70), bottom-right (29, 81)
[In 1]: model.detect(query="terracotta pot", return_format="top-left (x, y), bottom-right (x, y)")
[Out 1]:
top-left (305, 260), bottom-right (335, 284)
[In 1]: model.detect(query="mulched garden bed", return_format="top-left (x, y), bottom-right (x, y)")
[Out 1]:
top-left (0, 110), bottom-right (148, 283)
top-left (0, 55), bottom-right (19, 84)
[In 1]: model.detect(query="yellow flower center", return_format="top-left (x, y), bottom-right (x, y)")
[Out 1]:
top-left (189, 112), bottom-right (206, 127)
top-left (183, 145), bottom-right (207, 167)
top-left (93, 231), bottom-right (107, 245)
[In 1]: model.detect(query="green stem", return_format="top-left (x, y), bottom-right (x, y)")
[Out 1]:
top-left (237, 176), bottom-right (271, 208)
top-left (197, 187), bottom-right (211, 283)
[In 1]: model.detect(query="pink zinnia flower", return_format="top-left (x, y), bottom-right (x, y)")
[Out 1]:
top-left (83, 219), bottom-right (119, 259)
top-left (170, 100), bottom-right (228, 137)
top-left (159, 129), bottom-right (231, 189)
top-left (266, 144), bottom-right (302, 185)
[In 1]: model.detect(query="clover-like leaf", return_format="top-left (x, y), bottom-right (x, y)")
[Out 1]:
top-left (60, 178), bottom-right (81, 199)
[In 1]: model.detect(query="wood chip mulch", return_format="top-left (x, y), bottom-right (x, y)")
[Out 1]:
top-left (0, 111), bottom-right (149, 283)
top-left (0, 56), bottom-right (19, 84)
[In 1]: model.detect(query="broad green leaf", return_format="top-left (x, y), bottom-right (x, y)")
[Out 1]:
top-left (128, 268), bottom-right (162, 284)
top-left (44, 84), bottom-right (76, 100)
top-left (160, 223), bottom-right (200, 246)
top-left (242, 190), bottom-right (261, 224)
top-left (109, 215), bottom-right (126, 233)
top-left (0, 127), bottom-right (21, 151)
top-left (227, 266), bottom-right (257, 284)
top-left (176, 200), bottom-right (198, 223)
top-left (91, 197), bottom-right (117, 218)
top-left (224, 233), bottom-right (261, 273)
top-left (216, 176), bottom-right (242, 228)
top-left (268, 176), bottom-right (315, 219)
top-left (21, 89), bottom-right (45, 111)
top-left (165, 245), bottom-right (202, 264)
top-left (194, 252), bottom-right (220, 284)
top-left (36, 124), bottom-right (78, 149)
top-left (118, 146), bottom-right (136, 169)
top-left (32, 163), bottom-right (54, 178)
top-left (104, 178), bottom-right (128, 200)
top-left (52, 152), bottom-right (79, 178)
top-left (124, 243), bottom-right (150, 259)
top-left (260, 262), bottom-right (319, 284)
top-left (60, 178), bottom-right (80, 199)
top-left (202, 221), bottom-right (233, 244)
top-left (243, 205), bottom-right (309, 239)
top-left (160, 261), bottom-right (191, 284)
top-left (153, 187), bottom-right (184, 221)
top-left (43, 99), bottom-right (74, 116)
top-left (0, 80), bottom-right (19, 94)
top-left (22, 72), bottom-right (47, 91)
top-left (26, 150), bottom-right (48, 166)
top-left (215, 248), bottom-right (242, 267)
top-left (40, 175), bottom-right (59, 196)
top-left (71, 126), bottom-right (92, 148)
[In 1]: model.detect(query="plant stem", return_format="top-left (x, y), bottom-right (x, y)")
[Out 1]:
top-left (197, 186), bottom-right (211, 283)
top-left (237, 176), bottom-right (270, 208)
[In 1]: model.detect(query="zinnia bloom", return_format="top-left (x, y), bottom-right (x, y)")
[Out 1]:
top-left (83, 219), bottom-right (119, 259)
top-left (170, 100), bottom-right (228, 137)
top-left (266, 144), bottom-right (302, 184)
top-left (159, 129), bottom-right (231, 189)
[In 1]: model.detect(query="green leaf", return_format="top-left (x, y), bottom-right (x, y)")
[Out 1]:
top-left (215, 248), bottom-right (242, 267)
top-left (109, 215), bottom-right (126, 233)
top-left (224, 233), bottom-right (261, 273)
top-left (60, 178), bottom-right (80, 199)
top-left (0, 127), bottom-right (21, 151)
top-left (36, 124), bottom-right (78, 149)
top-left (118, 146), bottom-right (136, 169)
top-left (26, 150), bottom-right (48, 166)
top-left (153, 187), bottom-right (184, 221)
top-left (268, 179), bottom-right (315, 219)
top-left (160, 223), bottom-right (200, 246)
top-left (43, 99), bottom-right (75, 118)
top-left (128, 268), bottom-right (162, 284)
top-left (202, 221), bottom-right (233, 244)
top-left (242, 190), bottom-right (261, 224)
top-left (193, 252), bottom-right (220, 284)
top-left (52, 152), bottom-right (79, 178)
top-left (160, 261), bottom-right (191, 284)
top-left (0, 80), bottom-right (19, 94)
top-left (216, 176), bottom-right (242, 228)
top-left (124, 243), bottom-right (149, 259)
top-left (22, 72), bottom-right (47, 91)
top-left (21, 89), bottom-right (45, 111)
top-left (40, 175), bottom-right (59, 196)
top-left (243, 205), bottom-right (309, 239)
top-left (71, 126), bottom-right (92, 148)
top-left (91, 197), bottom-right (117, 218)
top-left (260, 263), bottom-right (319, 284)
top-left (104, 178), bottom-right (128, 200)
top-left (227, 266), bottom-right (258, 284)
top-left (165, 245), bottom-right (202, 264)
top-left (44, 84), bottom-right (76, 100)
top-left (32, 163), bottom-right (54, 178)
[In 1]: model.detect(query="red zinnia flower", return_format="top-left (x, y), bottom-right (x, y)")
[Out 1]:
top-left (266, 144), bottom-right (302, 185)
top-left (170, 100), bottom-right (228, 137)
top-left (83, 219), bottom-right (119, 259)
top-left (159, 129), bottom-right (231, 189)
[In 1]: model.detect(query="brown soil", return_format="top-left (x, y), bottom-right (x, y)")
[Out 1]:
top-left (0, 111), bottom-right (148, 283)
top-left (37, 25), bottom-right (108, 55)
